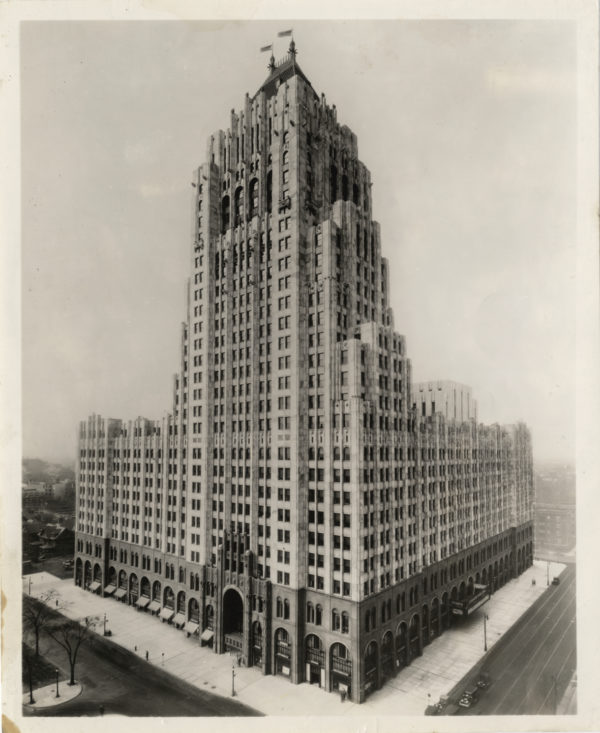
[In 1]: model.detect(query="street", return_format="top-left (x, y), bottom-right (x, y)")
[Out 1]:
top-left (24, 621), bottom-right (262, 717)
top-left (458, 563), bottom-right (576, 715)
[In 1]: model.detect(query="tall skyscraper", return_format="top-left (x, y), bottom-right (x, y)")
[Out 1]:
top-left (75, 41), bottom-right (534, 703)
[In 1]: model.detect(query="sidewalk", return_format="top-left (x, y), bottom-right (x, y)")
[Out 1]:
top-left (23, 681), bottom-right (82, 710)
top-left (24, 560), bottom-right (566, 716)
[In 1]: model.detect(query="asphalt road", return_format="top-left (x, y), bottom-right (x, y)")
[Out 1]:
top-left (459, 564), bottom-right (576, 715)
top-left (25, 622), bottom-right (262, 717)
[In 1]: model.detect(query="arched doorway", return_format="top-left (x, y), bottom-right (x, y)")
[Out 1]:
top-left (441, 592), bottom-right (450, 630)
top-left (187, 598), bottom-right (200, 637)
top-left (75, 558), bottom-right (83, 587)
top-left (161, 586), bottom-right (175, 622)
top-left (223, 588), bottom-right (244, 654)
top-left (395, 622), bottom-right (408, 669)
top-left (93, 563), bottom-right (102, 583)
top-left (251, 620), bottom-right (263, 667)
top-left (174, 591), bottom-right (186, 628)
top-left (431, 597), bottom-right (440, 639)
top-left (330, 643), bottom-right (351, 696)
top-left (136, 576), bottom-right (150, 611)
top-left (117, 569), bottom-right (127, 602)
top-left (381, 631), bottom-right (394, 679)
top-left (84, 561), bottom-right (92, 589)
top-left (409, 614), bottom-right (421, 658)
top-left (305, 633), bottom-right (325, 686)
top-left (364, 641), bottom-right (378, 694)
top-left (422, 605), bottom-right (430, 647)
top-left (274, 627), bottom-right (291, 676)
top-left (129, 573), bottom-right (138, 605)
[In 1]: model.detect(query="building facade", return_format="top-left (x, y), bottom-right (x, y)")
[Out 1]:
top-left (74, 43), bottom-right (534, 703)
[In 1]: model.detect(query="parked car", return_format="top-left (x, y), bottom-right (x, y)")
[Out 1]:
top-left (477, 673), bottom-right (491, 688)
top-left (552, 576), bottom-right (560, 585)
top-left (458, 687), bottom-right (479, 708)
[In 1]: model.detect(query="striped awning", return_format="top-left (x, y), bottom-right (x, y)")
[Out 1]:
top-left (104, 584), bottom-right (116, 595)
top-left (174, 613), bottom-right (186, 628)
top-left (185, 621), bottom-right (199, 635)
top-left (148, 600), bottom-right (160, 613)
top-left (115, 588), bottom-right (127, 599)
top-left (200, 628), bottom-right (214, 642)
top-left (136, 596), bottom-right (150, 609)
top-left (89, 581), bottom-right (100, 592)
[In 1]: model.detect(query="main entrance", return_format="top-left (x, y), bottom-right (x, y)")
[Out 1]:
top-left (223, 588), bottom-right (244, 655)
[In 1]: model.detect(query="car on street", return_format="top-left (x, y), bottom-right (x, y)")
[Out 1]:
top-left (552, 576), bottom-right (560, 585)
top-left (458, 686), bottom-right (479, 708)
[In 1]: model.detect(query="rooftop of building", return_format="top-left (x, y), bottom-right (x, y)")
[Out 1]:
top-left (253, 38), bottom-right (315, 102)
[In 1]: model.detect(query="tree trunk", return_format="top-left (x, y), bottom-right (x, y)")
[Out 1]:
top-left (35, 629), bottom-right (40, 656)
top-left (69, 660), bottom-right (76, 685)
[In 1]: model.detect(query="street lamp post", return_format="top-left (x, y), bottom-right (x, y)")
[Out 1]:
top-left (28, 577), bottom-right (32, 595)
top-left (232, 660), bottom-right (236, 697)
top-left (55, 668), bottom-right (60, 698)
top-left (103, 613), bottom-right (107, 636)
top-left (484, 613), bottom-right (489, 651)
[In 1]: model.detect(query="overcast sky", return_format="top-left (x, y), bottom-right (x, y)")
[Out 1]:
top-left (21, 19), bottom-right (577, 465)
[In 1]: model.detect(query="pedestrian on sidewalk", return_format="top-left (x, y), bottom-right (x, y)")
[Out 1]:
top-left (145, 650), bottom-right (149, 661)
top-left (99, 704), bottom-right (104, 716)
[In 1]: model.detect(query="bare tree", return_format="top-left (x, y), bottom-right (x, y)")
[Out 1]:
top-left (22, 590), bottom-right (61, 656)
top-left (45, 615), bottom-right (98, 685)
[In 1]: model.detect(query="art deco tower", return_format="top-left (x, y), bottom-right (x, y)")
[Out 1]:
top-left (75, 42), bottom-right (534, 703)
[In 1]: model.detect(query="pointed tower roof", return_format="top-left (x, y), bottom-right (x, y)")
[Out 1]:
top-left (254, 39), bottom-right (313, 101)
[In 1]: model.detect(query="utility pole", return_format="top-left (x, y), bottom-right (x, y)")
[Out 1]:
top-left (232, 659), bottom-right (236, 696)
top-left (103, 613), bottom-right (107, 636)
top-left (55, 668), bottom-right (60, 698)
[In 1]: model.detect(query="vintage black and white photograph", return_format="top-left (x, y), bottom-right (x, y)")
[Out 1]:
top-left (2, 3), bottom-right (598, 730)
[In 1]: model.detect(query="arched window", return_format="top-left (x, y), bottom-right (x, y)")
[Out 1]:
top-left (316, 604), bottom-right (322, 626)
top-left (283, 131), bottom-right (289, 144)
top-left (342, 174), bottom-right (349, 201)
top-left (249, 178), bottom-right (259, 218)
top-left (307, 602), bottom-right (315, 623)
top-left (330, 166), bottom-right (338, 202)
top-left (282, 150), bottom-right (289, 166)
top-left (276, 596), bottom-right (283, 618)
top-left (221, 195), bottom-right (230, 235)
top-left (341, 612), bottom-right (349, 633)
top-left (284, 599), bottom-right (290, 620)
top-left (332, 609), bottom-right (340, 631)
top-left (234, 187), bottom-right (244, 225)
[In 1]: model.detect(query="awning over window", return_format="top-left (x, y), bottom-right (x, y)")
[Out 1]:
top-left (104, 584), bottom-right (116, 595)
top-left (115, 588), bottom-right (127, 599)
top-left (174, 613), bottom-right (186, 628)
top-left (148, 600), bottom-right (160, 613)
top-left (160, 607), bottom-right (175, 621)
top-left (136, 596), bottom-right (150, 609)
top-left (89, 581), bottom-right (100, 592)
top-left (200, 629), bottom-right (214, 642)
top-left (185, 622), bottom-right (199, 635)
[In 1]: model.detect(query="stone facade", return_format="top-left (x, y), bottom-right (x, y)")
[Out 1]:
top-left (74, 43), bottom-right (534, 703)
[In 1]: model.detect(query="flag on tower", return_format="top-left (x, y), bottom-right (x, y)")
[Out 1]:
top-left (260, 44), bottom-right (273, 53)
top-left (277, 29), bottom-right (293, 37)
